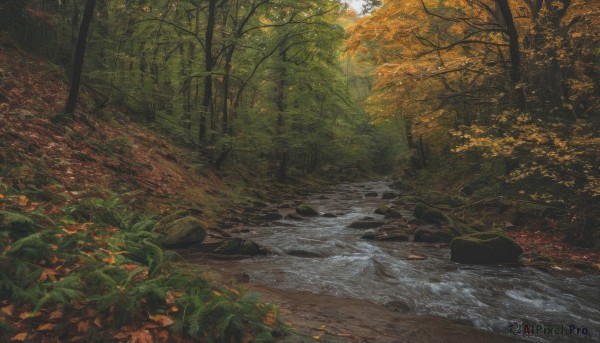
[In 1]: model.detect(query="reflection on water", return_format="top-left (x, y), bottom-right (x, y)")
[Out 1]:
top-left (194, 182), bottom-right (600, 343)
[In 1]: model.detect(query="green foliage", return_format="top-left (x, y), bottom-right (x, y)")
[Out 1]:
top-left (0, 192), bottom-right (281, 340)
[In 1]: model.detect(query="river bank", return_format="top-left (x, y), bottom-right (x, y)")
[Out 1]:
top-left (184, 180), bottom-right (600, 343)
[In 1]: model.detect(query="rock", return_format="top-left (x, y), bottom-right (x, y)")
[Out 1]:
top-left (414, 227), bottom-right (456, 243)
top-left (262, 212), bottom-right (283, 221)
top-left (382, 192), bottom-right (398, 199)
top-left (413, 203), bottom-right (448, 225)
top-left (385, 300), bottom-right (411, 313)
top-left (374, 204), bottom-right (403, 219)
top-left (348, 220), bottom-right (385, 229)
top-left (277, 203), bottom-right (293, 209)
top-left (296, 204), bottom-right (319, 216)
top-left (361, 229), bottom-right (377, 239)
top-left (407, 254), bottom-right (426, 260)
top-left (212, 238), bottom-right (269, 256)
top-left (323, 213), bottom-right (337, 218)
top-left (286, 249), bottom-right (324, 258)
top-left (374, 204), bottom-right (390, 215)
top-left (450, 230), bottom-right (523, 264)
top-left (154, 216), bottom-right (206, 248)
top-left (362, 229), bottom-right (409, 241)
top-left (365, 191), bottom-right (379, 197)
top-left (361, 216), bottom-right (375, 221)
top-left (285, 213), bottom-right (304, 221)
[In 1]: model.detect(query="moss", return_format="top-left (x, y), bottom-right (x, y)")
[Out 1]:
top-left (450, 229), bottom-right (523, 264)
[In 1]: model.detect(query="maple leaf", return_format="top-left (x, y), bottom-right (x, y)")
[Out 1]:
top-left (148, 313), bottom-right (175, 327)
top-left (40, 268), bottom-right (58, 282)
top-left (37, 323), bottom-right (55, 331)
top-left (10, 333), bottom-right (27, 341)
top-left (48, 310), bottom-right (63, 320)
top-left (128, 330), bottom-right (154, 343)
top-left (1, 304), bottom-right (14, 316)
top-left (77, 321), bottom-right (90, 333)
top-left (18, 195), bottom-right (27, 206)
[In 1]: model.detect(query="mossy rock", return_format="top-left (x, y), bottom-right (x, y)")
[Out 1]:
top-left (414, 227), bottom-right (457, 243)
top-left (296, 204), bottom-right (319, 216)
top-left (450, 230), bottom-right (523, 264)
top-left (374, 204), bottom-right (390, 215)
top-left (154, 216), bottom-right (206, 248)
top-left (374, 204), bottom-right (402, 219)
top-left (413, 203), bottom-right (448, 225)
top-left (213, 238), bottom-right (269, 256)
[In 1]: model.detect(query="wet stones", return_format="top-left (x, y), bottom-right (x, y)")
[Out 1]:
top-left (153, 215), bottom-right (206, 248)
top-left (450, 230), bottom-right (523, 264)
top-left (348, 220), bottom-right (385, 229)
top-left (296, 204), bottom-right (319, 216)
top-left (361, 228), bottom-right (409, 241)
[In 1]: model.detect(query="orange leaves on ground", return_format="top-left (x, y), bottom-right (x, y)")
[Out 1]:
top-left (148, 313), bottom-right (175, 327)
top-left (77, 320), bottom-right (90, 333)
top-left (18, 195), bottom-right (28, 207)
top-left (37, 323), bottom-right (55, 331)
top-left (1, 304), bottom-right (14, 316)
top-left (128, 330), bottom-right (154, 343)
top-left (18, 311), bottom-right (40, 320)
top-left (10, 333), bottom-right (28, 341)
top-left (48, 310), bottom-right (63, 320)
top-left (40, 268), bottom-right (58, 282)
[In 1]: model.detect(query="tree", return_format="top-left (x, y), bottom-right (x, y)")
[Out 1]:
top-left (65, 0), bottom-right (96, 115)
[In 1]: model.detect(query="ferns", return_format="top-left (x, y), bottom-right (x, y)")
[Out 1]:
top-left (0, 195), bottom-right (282, 341)
top-left (34, 276), bottom-right (82, 313)
top-left (7, 232), bottom-right (52, 261)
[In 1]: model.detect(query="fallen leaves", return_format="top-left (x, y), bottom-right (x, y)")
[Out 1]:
top-left (10, 333), bottom-right (27, 341)
top-left (128, 330), bottom-right (154, 343)
top-left (148, 314), bottom-right (175, 327)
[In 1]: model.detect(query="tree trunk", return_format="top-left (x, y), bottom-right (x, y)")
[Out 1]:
top-left (64, 0), bottom-right (96, 114)
top-left (496, 0), bottom-right (526, 111)
top-left (200, 0), bottom-right (216, 145)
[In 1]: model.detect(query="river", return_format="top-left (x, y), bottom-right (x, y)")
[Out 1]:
top-left (195, 181), bottom-right (600, 342)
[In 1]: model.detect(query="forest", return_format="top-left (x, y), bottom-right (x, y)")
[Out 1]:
top-left (0, 0), bottom-right (599, 342)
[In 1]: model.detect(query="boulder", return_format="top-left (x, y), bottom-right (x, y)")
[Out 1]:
top-left (212, 238), bottom-right (269, 256)
top-left (262, 212), bottom-right (283, 221)
top-left (365, 191), bottom-right (379, 197)
top-left (323, 213), bottom-right (337, 218)
top-left (154, 216), bottom-right (206, 248)
top-left (382, 192), bottom-right (398, 199)
top-left (374, 204), bottom-right (403, 219)
top-left (348, 220), bottom-right (385, 229)
top-left (296, 204), bottom-right (319, 216)
top-left (450, 230), bottom-right (523, 264)
top-left (414, 226), bottom-right (456, 243)
top-left (413, 203), bottom-right (448, 225)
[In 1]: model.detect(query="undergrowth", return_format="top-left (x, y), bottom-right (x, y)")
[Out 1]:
top-left (0, 190), bottom-right (281, 342)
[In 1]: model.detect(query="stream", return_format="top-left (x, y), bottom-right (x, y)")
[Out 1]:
top-left (196, 181), bottom-right (600, 342)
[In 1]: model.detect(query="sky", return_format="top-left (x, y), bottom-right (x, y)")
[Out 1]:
top-left (346, 0), bottom-right (365, 13)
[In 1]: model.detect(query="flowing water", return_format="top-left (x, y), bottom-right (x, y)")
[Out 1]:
top-left (199, 181), bottom-right (600, 342)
